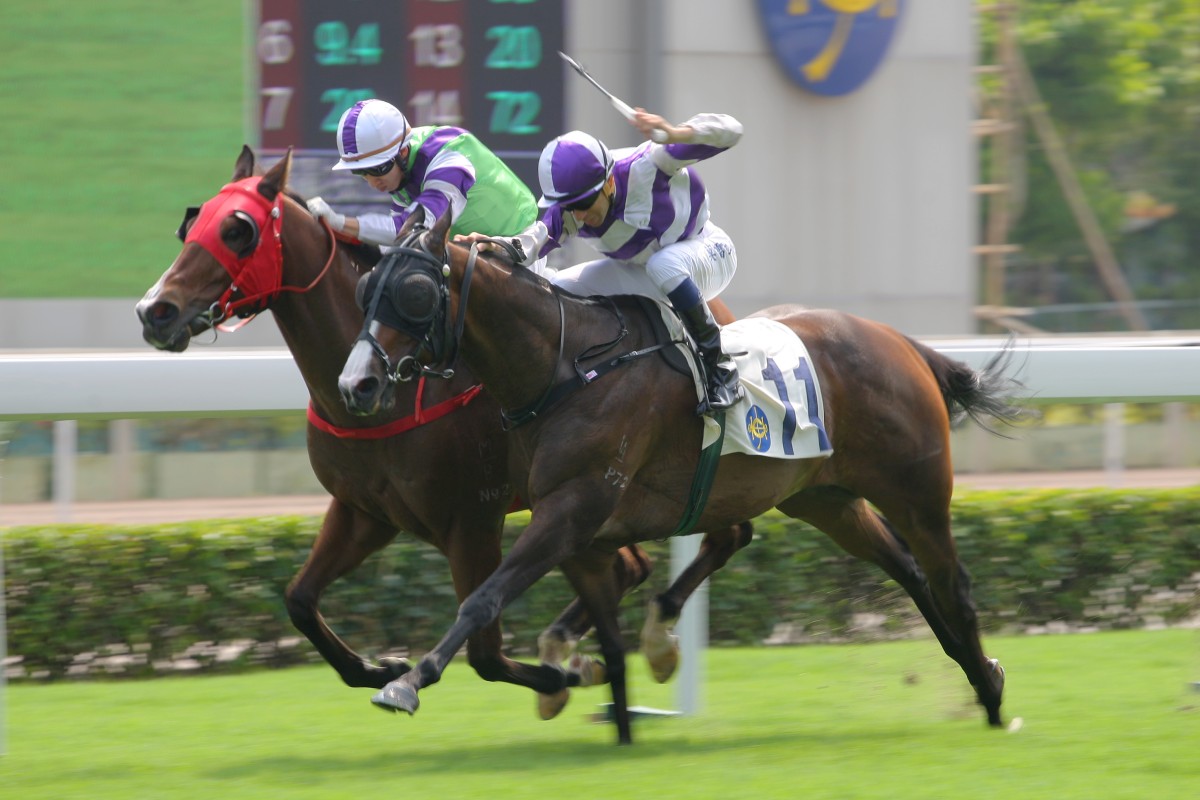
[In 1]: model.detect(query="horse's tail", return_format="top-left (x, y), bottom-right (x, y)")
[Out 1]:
top-left (906, 336), bottom-right (1027, 436)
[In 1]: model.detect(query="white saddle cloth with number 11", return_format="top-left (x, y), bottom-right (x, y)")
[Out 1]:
top-left (700, 317), bottom-right (834, 460)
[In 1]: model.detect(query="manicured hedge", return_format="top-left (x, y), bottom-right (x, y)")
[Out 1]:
top-left (4, 489), bottom-right (1198, 681)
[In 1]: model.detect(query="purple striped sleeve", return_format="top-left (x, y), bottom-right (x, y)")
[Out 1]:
top-left (664, 142), bottom-right (727, 162)
top-left (413, 191), bottom-right (451, 221)
top-left (539, 209), bottom-right (567, 257)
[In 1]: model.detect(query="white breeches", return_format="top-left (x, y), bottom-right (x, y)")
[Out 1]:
top-left (551, 222), bottom-right (737, 303)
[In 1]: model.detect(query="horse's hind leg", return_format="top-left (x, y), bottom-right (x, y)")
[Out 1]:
top-left (641, 521), bottom-right (754, 683)
top-left (536, 522), bottom-right (754, 692)
top-left (537, 545), bottom-right (652, 667)
top-left (779, 488), bottom-right (1003, 726)
top-left (878, 509), bottom-right (1004, 727)
top-left (285, 500), bottom-right (410, 688)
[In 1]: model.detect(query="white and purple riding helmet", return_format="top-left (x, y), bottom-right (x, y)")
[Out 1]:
top-left (331, 99), bottom-right (409, 172)
top-left (536, 130), bottom-right (613, 209)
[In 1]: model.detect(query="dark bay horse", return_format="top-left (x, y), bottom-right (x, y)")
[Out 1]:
top-left (338, 209), bottom-right (1024, 744)
top-left (135, 147), bottom-right (751, 719)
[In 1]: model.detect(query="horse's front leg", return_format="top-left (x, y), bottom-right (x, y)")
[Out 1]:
top-left (442, 526), bottom-right (584, 714)
top-left (285, 501), bottom-right (412, 688)
top-left (534, 544), bottom-right (654, 719)
top-left (372, 503), bottom-right (587, 716)
top-left (559, 549), bottom-right (635, 745)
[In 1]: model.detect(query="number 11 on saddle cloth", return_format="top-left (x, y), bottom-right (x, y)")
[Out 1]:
top-left (700, 317), bottom-right (833, 460)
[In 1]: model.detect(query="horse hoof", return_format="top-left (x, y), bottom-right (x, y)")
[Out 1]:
top-left (537, 688), bottom-right (570, 720)
top-left (537, 631), bottom-right (576, 666)
top-left (379, 657), bottom-right (413, 680)
top-left (985, 658), bottom-right (1005, 727)
top-left (569, 654), bottom-right (607, 687)
top-left (644, 637), bottom-right (680, 684)
top-left (640, 602), bottom-right (679, 683)
top-left (372, 682), bottom-right (419, 715)
top-left (987, 658), bottom-right (1005, 689)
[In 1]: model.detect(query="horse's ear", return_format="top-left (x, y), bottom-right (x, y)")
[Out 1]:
top-left (431, 207), bottom-right (453, 246)
top-left (258, 148), bottom-right (292, 201)
top-left (233, 145), bottom-right (256, 181)
top-left (396, 205), bottom-right (427, 240)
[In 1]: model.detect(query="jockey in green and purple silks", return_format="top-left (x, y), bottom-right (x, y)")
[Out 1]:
top-left (307, 98), bottom-right (552, 276)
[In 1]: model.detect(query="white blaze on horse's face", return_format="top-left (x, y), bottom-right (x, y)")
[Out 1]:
top-left (338, 320), bottom-right (393, 416)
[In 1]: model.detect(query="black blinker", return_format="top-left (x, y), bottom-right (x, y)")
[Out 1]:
top-left (354, 269), bottom-right (377, 311)
top-left (390, 270), bottom-right (441, 325)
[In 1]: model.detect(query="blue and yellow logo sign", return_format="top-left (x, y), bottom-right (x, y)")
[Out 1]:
top-left (746, 405), bottom-right (772, 452)
top-left (756, 0), bottom-right (905, 96)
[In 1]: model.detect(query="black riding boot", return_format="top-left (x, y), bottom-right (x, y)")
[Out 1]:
top-left (668, 285), bottom-right (744, 413)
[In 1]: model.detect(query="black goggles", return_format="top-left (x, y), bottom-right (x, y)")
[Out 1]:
top-left (562, 190), bottom-right (601, 212)
top-left (351, 158), bottom-right (397, 178)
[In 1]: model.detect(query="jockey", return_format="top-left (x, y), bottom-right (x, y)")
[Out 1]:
top-left (470, 109), bottom-right (745, 413)
top-left (307, 98), bottom-right (552, 276)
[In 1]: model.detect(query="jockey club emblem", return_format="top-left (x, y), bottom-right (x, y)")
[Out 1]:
top-left (745, 405), bottom-right (772, 452)
top-left (756, 0), bottom-right (905, 96)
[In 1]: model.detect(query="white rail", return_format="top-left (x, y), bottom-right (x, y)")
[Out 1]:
top-left (3, 341), bottom-right (1200, 418)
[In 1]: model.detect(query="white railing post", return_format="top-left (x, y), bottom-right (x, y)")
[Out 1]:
top-left (670, 534), bottom-right (706, 716)
top-left (1103, 403), bottom-right (1125, 485)
top-left (52, 420), bottom-right (77, 523)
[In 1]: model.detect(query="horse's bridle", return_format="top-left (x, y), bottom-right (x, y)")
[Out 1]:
top-left (180, 177), bottom-right (337, 329)
top-left (352, 226), bottom-right (482, 383)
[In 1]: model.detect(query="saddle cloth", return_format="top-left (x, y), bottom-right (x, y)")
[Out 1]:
top-left (653, 307), bottom-right (834, 460)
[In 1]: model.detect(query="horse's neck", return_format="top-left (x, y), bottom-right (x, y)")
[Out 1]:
top-left (272, 255), bottom-right (416, 421)
top-left (457, 256), bottom-right (608, 409)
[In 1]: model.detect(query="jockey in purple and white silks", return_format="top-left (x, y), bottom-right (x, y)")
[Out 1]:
top-left (505, 110), bottom-right (745, 413)
top-left (307, 98), bottom-right (552, 276)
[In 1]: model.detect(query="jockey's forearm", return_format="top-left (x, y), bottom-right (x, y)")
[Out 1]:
top-left (350, 213), bottom-right (403, 246)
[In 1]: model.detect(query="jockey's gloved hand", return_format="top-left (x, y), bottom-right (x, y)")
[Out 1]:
top-left (306, 197), bottom-right (347, 232)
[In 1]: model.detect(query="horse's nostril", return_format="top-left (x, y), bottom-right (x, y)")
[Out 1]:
top-left (150, 302), bottom-right (178, 323)
top-left (355, 377), bottom-right (380, 400)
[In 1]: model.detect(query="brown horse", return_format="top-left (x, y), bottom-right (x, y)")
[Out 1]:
top-left (135, 147), bottom-right (752, 718)
top-left (337, 208), bottom-right (1024, 744)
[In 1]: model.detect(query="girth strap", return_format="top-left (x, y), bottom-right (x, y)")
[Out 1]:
top-left (670, 409), bottom-right (727, 536)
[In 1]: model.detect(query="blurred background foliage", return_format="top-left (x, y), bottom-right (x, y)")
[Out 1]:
top-left (8, 491), bottom-right (1199, 680)
top-left (979, 0), bottom-right (1200, 330)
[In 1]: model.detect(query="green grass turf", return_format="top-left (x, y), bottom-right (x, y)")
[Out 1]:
top-left (0, 1), bottom-right (244, 297)
top-left (3, 630), bottom-right (1198, 799)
